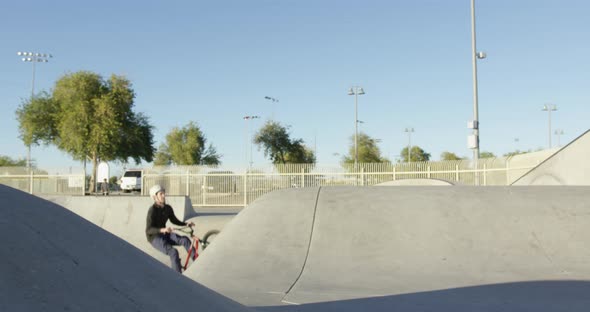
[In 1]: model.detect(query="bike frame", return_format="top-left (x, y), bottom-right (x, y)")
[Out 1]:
top-left (174, 226), bottom-right (201, 271)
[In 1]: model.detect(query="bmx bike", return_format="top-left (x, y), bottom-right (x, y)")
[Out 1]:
top-left (174, 226), bottom-right (220, 271)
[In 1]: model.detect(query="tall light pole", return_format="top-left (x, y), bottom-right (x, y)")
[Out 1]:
top-left (264, 96), bottom-right (279, 120)
top-left (348, 86), bottom-right (365, 166)
top-left (243, 115), bottom-right (260, 169)
top-left (469, 0), bottom-right (486, 185)
top-left (542, 104), bottom-right (557, 148)
top-left (405, 127), bottom-right (414, 163)
top-left (17, 51), bottom-right (52, 170)
top-left (554, 129), bottom-right (564, 147)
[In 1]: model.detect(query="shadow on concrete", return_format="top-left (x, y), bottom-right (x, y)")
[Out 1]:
top-left (256, 281), bottom-right (590, 312)
top-left (197, 211), bottom-right (240, 217)
top-left (191, 206), bottom-right (242, 218)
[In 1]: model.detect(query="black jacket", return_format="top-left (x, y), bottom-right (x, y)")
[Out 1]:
top-left (145, 203), bottom-right (186, 242)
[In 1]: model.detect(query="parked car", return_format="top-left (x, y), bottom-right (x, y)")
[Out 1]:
top-left (119, 169), bottom-right (142, 193)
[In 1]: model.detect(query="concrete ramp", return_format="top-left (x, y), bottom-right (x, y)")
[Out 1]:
top-left (376, 178), bottom-right (454, 186)
top-left (41, 195), bottom-right (193, 265)
top-left (41, 196), bottom-right (234, 267)
top-left (188, 186), bottom-right (590, 311)
top-left (188, 188), bottom-right (320, 306)
top-left (513, 129), bottom-right (590, 185)
top-left (0, 184), bottom-right (249, 312)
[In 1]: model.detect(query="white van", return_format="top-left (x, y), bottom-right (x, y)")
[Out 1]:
top-left (119, 169), bottom-right (142, 193)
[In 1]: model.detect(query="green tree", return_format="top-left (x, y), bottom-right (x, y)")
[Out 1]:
top-left (0, 155), bottom-right (27, 166)
top-left (342, 132), bottom-right (389, 164)
top-left (400, 146), bottom-right (431, 162)
top-left (479, 151), bottom-right (496, 159)
top-left (157, 121), bottom-right (221, 166)
top-left (16, 71), bottom-right (155, 192)
top-left (153, 143), bottom-right (172, 166)
top-left (284, 139), bottom-right (316, 164)
top-left (15, 92), bottom-right (59, 147)
top-left (440, 151), bottom-right (465, 161)
top-left (254, 121), bottom-right (315, 164)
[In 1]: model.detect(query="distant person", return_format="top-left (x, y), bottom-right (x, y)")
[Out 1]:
top-left (101, 178), bottom-right (109, 195)
top-left (145, 184), bottom-right (194, 273)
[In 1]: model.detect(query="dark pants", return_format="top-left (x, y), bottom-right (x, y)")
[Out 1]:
top-left (150, 233), bottom-right (191, 273)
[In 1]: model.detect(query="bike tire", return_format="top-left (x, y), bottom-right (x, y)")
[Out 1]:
top-left (202, 229), bottom-right (220, 250)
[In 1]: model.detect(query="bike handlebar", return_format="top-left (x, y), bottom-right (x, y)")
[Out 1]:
top-left (173, 225), bottom-right (194, 236)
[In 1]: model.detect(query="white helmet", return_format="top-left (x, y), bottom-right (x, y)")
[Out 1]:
top-left (149, 184), bottom-right (165, 198)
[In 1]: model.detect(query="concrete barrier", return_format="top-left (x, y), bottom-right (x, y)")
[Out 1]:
top-left (41, 195), bottom-right (195, 264)
top-left (188, 187), bottom-right (320, 306)
top-left (0, 185), bottom-right (248, 312)
top-left (188, 186), bottom-right (590, 311)
top-left (513, 129), bottom-right (590, 185)
top-left (375, 178), bottom-right (454, 186)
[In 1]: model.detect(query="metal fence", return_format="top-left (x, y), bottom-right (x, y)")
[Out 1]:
top-left (0, 148), bottom-right (556, 207)
top-left (142, 151), bottom-right (552, 207)
top-left (0, 167), bottom-right (84, 195)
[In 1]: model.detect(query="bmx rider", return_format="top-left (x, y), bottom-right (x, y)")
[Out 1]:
top-left (145, 184), bottom-right (194, 273)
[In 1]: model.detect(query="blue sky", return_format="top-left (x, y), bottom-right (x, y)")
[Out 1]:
top-left (1, 0), bottom-right (588, 174)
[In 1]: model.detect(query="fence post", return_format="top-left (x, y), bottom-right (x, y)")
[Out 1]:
top-left (243, 172), bottom-right (248, 207)
top-left (455, 165), bottom-right (459, 181)
top-left (185, 170), bottom-right (190, 196)
top-left (29, 170), bottom-right (33, 194)
top-left (202, 175), bottom-right (207, 205)
top-left (301, 168), bottom-right (305, 188)
top-left (393, 166), bottom-right (396, 181)
top-left (483, 164), bottom-right (487, 186)
top-left (427, 166), bottom-right (431, 179)
top-left (361, 167), bottom-right (365, 186)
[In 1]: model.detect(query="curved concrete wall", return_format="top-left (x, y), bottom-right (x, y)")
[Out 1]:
top-left (513, 129), bottom-right (590, 185)
top-left (376, 178), bottom-right (454, 186)
top-left (187, 187), bottom-right (320, 306)
top-left (189, 186), bottom-right (590, 309)
top-left (0, 185), bottom-right (248, 312)
top-left (41, 195), bottom-right (195, 264)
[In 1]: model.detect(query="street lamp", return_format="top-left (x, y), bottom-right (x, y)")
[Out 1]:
top-left (404, 127), bottom-right (414, 163)
top-left (264, 96), bottom-right (279, 120)
top-left (554, 129), bottom-right (564, 147)
top-left (243, 115), bottom-right (260, 168)
top-left (468, 0), bottom-right (486, 186)
top-left (542, 104), bottom-right (557, 148)
top-left (468, 0), bottom-right (486, 167)
top-left (348, 86), bottom-right (365, 166)
top-left (16, 51), bottom-right (52, 170)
